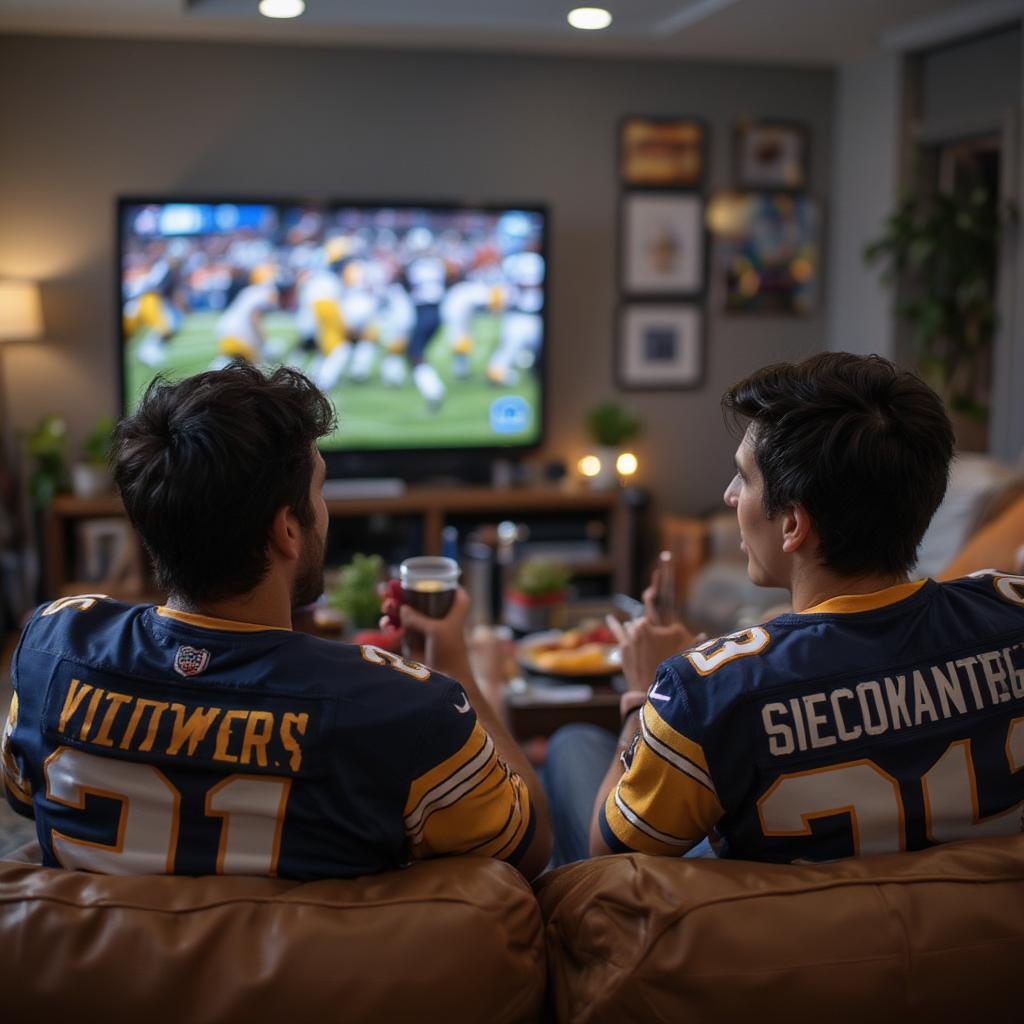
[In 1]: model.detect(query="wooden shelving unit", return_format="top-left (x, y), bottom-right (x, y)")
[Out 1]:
top-left (46, 485), bottom-right (637, 600)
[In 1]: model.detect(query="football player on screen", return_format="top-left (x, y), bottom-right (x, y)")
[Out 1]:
top-left (440, 275), bottom-right (504, 381)
top-left (210, 262), bottom-right (280, 368)
top-left (399, 227), bottom-right (453, 414)
top-left (485, 248), bottom-right (544, 388)
top-left (1, 365), bottom-right (551, 881)
top-left (124, 239), bottom-right (190, 368)
top-left (541, 353), bottom-right (1024, 869)
top-left (294, 236), bottom-right (354, 386)
top-left (484, 213), bottom-right (545, 388)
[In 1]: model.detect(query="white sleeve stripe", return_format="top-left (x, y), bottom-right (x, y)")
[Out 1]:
top-left (613, 785), bottom-right (694, 848)
top-left (405, 759), bottom-right (497, 844)
top-left (640, 712), bottom-right (717, 796)
top-left (404, 733), bottom-right (495, 833)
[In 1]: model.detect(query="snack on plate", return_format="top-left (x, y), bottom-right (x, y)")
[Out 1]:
top-left (532, 642), bottom-right (613, 675)
top-left (530, 620), bottom-right (616, 654)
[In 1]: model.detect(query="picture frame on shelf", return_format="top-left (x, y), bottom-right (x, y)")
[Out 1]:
top-left (621, 192), bottom-right (705, 296)
top-left (710, 192), bottom-right (820, 314)
top-left (619, 116), bottom-right (705, 188)
top-left (617, 303), bottom-right (703, 390)
top-left (734, 119), bottom-right (808, 190)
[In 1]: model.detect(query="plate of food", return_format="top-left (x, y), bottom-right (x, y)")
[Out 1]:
top-left (517, 622), bottom-right (621, 678)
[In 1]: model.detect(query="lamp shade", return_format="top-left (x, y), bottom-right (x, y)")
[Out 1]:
top-left (0, 280), bottom-right (43, 341)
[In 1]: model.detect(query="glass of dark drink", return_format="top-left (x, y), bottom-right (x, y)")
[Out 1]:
top-left (398, 556), bottom-right (460, 659)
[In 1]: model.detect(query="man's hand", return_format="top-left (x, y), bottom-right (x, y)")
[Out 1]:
top-left (604, 563), bottom-right (707, 693)
top-left (381, 586), bottom-right (473, 682)
top-left (606, 613), bottom-right (696, 694)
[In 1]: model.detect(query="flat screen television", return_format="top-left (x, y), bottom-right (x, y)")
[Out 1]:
top-left (118, 198), bottom-right (547, 480)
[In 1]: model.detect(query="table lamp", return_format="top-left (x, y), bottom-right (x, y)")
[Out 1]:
top-left (0, 278), bottom-right (42, 455)
top-left (0, 280), bottom-right (43, 619)
top-left (0, 280), bottom-right (43, 343)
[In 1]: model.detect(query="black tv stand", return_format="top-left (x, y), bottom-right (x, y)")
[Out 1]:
top-left (323, 450), bottom-right (503, 487)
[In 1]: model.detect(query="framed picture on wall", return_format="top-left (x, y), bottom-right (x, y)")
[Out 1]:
top-left (734, 119), bottom-right (808, 190)
top-left (620, 117), bottom-right (705, 188)
top-left (711, 191), bottom-right (820, 314)
top-left (621, 193), bottom-right (705, 295)
top-left (617, 303), bottom-right (703, 389)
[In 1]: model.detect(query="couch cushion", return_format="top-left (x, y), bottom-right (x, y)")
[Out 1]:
top-left (536, 836), bottom-right (1024, 1023)
top-left (0, 853), bottom-right (545, 1024)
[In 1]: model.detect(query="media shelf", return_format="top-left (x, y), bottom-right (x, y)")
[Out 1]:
top-left (45, 486), bottom-right (640, 600)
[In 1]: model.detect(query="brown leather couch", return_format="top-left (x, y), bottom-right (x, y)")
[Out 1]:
top-left (0, 845), bottom-right (546, 1024)
top-left (3, 836), bottom-right (1024, 1023)
top-left (538, 835), bottom-right (1024, 1022)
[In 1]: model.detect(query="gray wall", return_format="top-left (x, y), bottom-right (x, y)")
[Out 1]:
top-left (826, 51), bottom-right (902, 360)
top-left (0, 34), bottom-right (834, 516)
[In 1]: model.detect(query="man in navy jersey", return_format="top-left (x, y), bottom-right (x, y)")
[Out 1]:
top-left (2, 364), bottom-right (550, 880)
top-left (550, 353), bottom-right (1024, 864)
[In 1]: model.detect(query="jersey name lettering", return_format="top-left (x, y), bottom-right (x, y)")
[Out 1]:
top-left (54, 677), bottom-right (309, 773)
top-left (762, 643), bottom-right (1024, 757)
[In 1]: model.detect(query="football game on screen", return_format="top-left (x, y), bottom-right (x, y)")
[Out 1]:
top-left (120, 201), bottom-right (545, 450)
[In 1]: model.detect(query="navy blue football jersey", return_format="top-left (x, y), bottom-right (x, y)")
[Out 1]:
top-left (1, 596), bottom-right (534, 879)
top-left (600, 573), bottom-right (1024, 863)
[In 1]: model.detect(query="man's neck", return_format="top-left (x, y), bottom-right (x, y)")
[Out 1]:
top-left (165, 587), bottom-right (293, 631)
top-left (789, 567), bottom-right (911, 613)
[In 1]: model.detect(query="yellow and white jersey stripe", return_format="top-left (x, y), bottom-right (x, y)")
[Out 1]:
top-left (2, 692), bottom-right (32, 808)
top-left (601, 701), bottom-right (723, 856)
top-left (404, 721), bottom-right (533, 863)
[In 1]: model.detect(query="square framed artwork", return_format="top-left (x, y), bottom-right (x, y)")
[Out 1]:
top-left (620, 117), bottom-right (705, 188)
top-left (734, 119), bottom-right (809, 190)
top-left (617, 303), bottom-right (703, 390)
top-left (621, 192), bottom-right (705, 296)
top-left (712, 192), bottom-right (820, 314)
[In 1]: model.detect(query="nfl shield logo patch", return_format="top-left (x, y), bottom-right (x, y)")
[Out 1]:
top-left (174, 645), bottom-right (210, 678)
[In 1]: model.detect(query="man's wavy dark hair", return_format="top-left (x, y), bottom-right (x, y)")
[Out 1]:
top-left (113, 364), bottom-right (336, 603)
top-left (722, 352), bottom-right (954, 578)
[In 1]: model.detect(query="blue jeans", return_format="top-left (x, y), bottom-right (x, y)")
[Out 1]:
top-left (541, 722), bottom-right (715, 867)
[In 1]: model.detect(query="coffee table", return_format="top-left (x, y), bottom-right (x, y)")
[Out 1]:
top-left (504, 672), bottom-right (627, 740)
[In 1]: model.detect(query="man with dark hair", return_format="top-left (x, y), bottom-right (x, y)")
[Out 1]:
top-left (2, 364), bottom-right (550, 880)
top-left (551, 353), bottom-right (1024, 865)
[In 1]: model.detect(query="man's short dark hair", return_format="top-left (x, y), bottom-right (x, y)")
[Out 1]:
top-left (113, 364), bottom-right (336, 603)
top-left (722, 352), bottom-right (954, 578)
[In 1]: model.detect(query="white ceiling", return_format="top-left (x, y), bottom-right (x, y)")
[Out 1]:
top-left (0, 0), bottom-right (1015, 66)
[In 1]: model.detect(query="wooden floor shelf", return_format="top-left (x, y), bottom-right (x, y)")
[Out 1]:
top-left (46, 485), bottom-right (641, 600)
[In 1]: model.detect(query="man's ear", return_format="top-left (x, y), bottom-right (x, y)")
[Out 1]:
top-left (781, 503), bottom-right (814, 554)
top-left (269, 505), bottom-right (301, 562)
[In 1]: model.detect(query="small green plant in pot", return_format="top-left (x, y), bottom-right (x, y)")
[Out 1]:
top-left (72, 415), bottom-right (116, 499)
top-left (329, 553), bottom-right (385, 631)
top-left (24, 414), bottom-right (69, 508)
top-left (584, 400), bottom-right (642, 489)
top-left (504, 557), bottom-right (573, 634)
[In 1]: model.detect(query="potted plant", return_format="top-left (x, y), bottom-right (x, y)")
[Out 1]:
top-left (584, 400), bottom-right (642, 489)
top-left (71, 415), bottom-right (115, 499)
top-left (504, 556), bottom-right (572, 633)
top-left (24, 414), bottom-right (69, 508)
top-left (864, 185), bottom-right (1015, 449)
top-left (327, 553), bottom-right (396, 648)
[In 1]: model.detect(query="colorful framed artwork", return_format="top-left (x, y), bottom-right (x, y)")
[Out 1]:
top-left (710, 192), bottom-right (819, 314)
top-left (617, 303), bottom-right (703, 390)
top-left (621, 193), bottom-right (705, 296)
top-left (734, 119), bottom-right (809, 190)
top-left (620, 117), bottom-right (705, 188)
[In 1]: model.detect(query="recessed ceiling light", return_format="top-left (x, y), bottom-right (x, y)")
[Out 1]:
top-left (568, 7), bottom-right (613, 31)
top-left (259, 0), bottom-right (305, 19)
